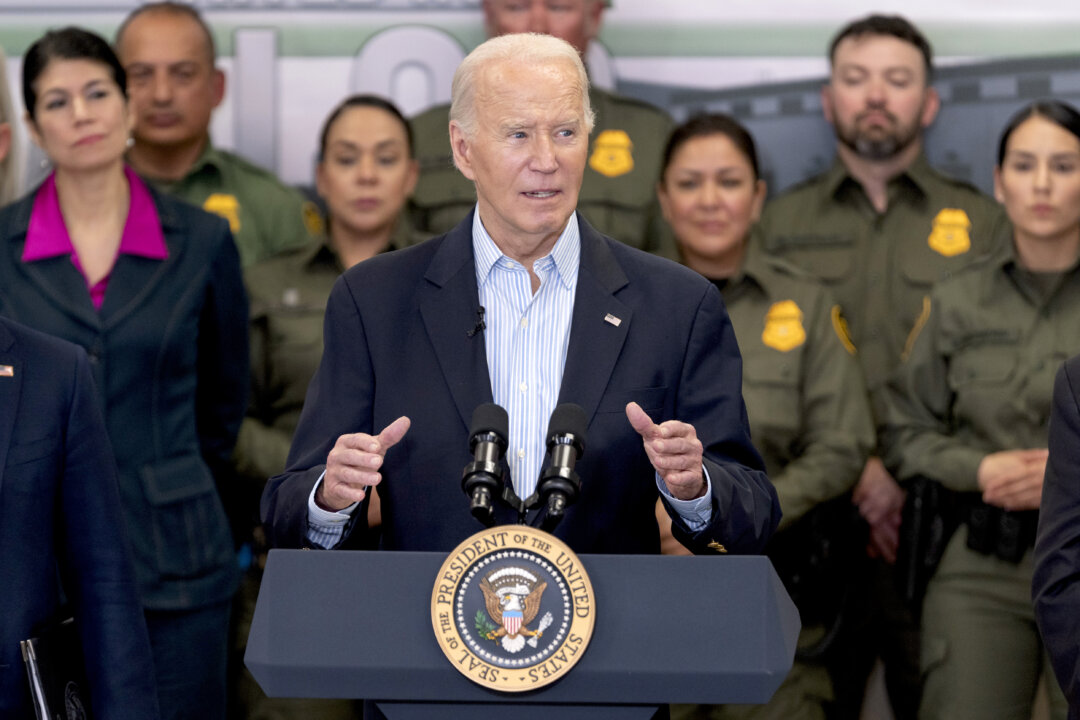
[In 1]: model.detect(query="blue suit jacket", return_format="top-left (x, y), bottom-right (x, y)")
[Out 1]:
top-left (0, 316), bottom-right (159, 718)
top-left (1034, 355), bottom-right (1080, 716)
top-left (264, 214), bottom-right (779, 555)
top-left (0, 182), bottom-right (248, 611)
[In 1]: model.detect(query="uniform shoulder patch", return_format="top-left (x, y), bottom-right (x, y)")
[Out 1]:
top-left (301, 201), bottom-right (324, 238)
top-left (762, 300), bottom-right (806, 352)
top-left (589, 129), bottom-right (634, 178)
top-left (203, 193), bottom-right (241, 233)
top-left (830, 305), bottom-right (856, 355)
top-left (928, 208), bottom-right (972, 257)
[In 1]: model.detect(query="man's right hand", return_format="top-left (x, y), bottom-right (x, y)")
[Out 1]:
top-left (316, 416), bottom-right (411, 511)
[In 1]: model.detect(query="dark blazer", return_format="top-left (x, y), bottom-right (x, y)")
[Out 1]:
top-left (263, 213), bottom-right (779, 555)
top-left (0, 316), bottom-right (159, 718)
top-left (0, 182), bottom-right (248, 611)
top-left (1034, 355), bottom-right (1080, 715)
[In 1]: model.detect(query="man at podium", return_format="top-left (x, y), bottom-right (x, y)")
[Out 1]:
top-left (262, 33), bottom-right (779, 558)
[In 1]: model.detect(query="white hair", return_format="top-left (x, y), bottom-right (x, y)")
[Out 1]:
top-left (449, 32), bottom-right (595, 142)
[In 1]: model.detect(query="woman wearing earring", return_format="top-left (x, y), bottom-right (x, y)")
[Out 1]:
top-left (0, 27), bottom-right (247, 720)
top-left (655, 113), bottom-right (874, 720)
top-left (881, 100), bottom-right (1080, 720)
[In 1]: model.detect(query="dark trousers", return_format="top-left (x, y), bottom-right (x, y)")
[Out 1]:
top-left (145, 600), bottom-right (231, 720)
top-left (826, 558), bottom-right (921, 720)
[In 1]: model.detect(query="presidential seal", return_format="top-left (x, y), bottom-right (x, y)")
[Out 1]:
top-left (431, 525), bottom-right (595, 692)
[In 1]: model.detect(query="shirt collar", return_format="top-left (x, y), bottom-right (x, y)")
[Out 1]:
top-left (823, 151), bottom-right (933, 201)
top-left (471, 205), bottom-right (581, 291)
top-left (23, 166), bottom-right (169, 262)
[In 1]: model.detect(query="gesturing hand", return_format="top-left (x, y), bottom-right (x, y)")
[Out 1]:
top-left (317, 416), bottom-right (411, 511)
top-left (625, 402), bottom-right (706, 501)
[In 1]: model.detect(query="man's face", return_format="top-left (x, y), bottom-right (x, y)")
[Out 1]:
top-left (823, 33), bottom-right (939, 161)
top-left (483, 0), bottom-right (603, 57)
top-left (450, 58), bottom-right (588, 258)
top-left (117, 10), bottom-right (224, 149)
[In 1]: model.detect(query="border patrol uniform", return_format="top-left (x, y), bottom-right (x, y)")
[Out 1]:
top-left (758, 154), bottom-right (1007, 395)
top-left (231, 220), bottom-right (422, 720)
top-left (409, 86), bottom-right (677, 258)
top-left (671, 238), bottom-right (875, 720)
top-left (880, 235), bottom-right (1074, 720)
top-left (758, 153), bottom-right (1007, 719)
top-left (146, 143), bottom-right (320, 267)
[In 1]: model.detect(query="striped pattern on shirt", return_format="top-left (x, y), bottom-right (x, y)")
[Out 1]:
top-left (472, 207), bottom-right (580, 501)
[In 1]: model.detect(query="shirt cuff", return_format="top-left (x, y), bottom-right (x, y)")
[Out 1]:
top-left (305, 470), bottom-right (358, 549)
top-left (656, 466), bottom-right (713, 532)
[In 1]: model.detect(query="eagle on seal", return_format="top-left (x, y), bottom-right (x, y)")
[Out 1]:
top-left (479, 573), bottom-right (547, 653)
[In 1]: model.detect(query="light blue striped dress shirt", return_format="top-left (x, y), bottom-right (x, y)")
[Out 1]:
top-left (473, 207), bottom-right (578, 501)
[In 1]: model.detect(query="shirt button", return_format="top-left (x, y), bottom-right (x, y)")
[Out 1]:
top-left (517, 449), bottom-right (525, 459)
top-left (519, 382), bottom-right (528, 393)
top-left (521, 318), bottom-right (528, 329)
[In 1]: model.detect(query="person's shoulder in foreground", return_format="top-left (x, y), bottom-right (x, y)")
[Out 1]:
top-left (1033, 354), bottom-right (1080, 711)
top-left (0, 316), bottom-right (160, 719)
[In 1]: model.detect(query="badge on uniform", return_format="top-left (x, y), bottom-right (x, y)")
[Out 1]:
top-left (203, 193), bottom-right (242, 233)
top-left (927, 208), bottom-right (972, 257)
top-left (762, 300), bottom-right (806, 352)
top-left (589, 130), bottom-right (634, 178)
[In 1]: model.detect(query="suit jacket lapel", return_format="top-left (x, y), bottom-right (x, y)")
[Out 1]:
top-left (419, 216), bottom-right (494, 433)
top-left (99, 192), bottom-right (178, 326)
top-left (0, 322), bottom-right (20, 491)
top-left (557, 220), bottom-right (631, 427)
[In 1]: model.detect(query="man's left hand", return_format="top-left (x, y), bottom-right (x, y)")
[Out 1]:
top-left (626, 402), bottom-right (706, 501)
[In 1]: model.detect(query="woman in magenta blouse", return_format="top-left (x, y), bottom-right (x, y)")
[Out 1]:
top-left (0, 28), bottom-right (247, 720)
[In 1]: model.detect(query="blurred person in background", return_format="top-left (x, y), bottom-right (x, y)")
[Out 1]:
top-left (115, 1), bottom-right (319, 267)
top-left (231, 94), bottom-right (422, 720)
top-left (880, 99), bottom-right (1080, 720)
top-left (0, 27), bottom-right (247, 720)
top-left (656, 113), bottom-right (874, 720)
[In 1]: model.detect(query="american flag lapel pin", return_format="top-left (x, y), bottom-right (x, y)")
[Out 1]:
top-left (0, 365), bottom-right (13, 377)
top-left (603, 313), bottom-right (622, 327)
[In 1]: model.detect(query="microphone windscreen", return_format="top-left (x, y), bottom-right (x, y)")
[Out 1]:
top-left (470, 402), bottom-right (509, 442)
top-left (547, 403), bottom-right (587, 451)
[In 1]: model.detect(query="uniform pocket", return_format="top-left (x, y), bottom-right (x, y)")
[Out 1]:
top-left (140, 455), bottom-right (233, 579)
top-left (768, 235), bottom-right (855, 283)
top-left (743, 356), bottom-right (801, 456)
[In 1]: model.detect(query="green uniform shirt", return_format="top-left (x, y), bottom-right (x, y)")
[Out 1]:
top-left (880, 233), bottom-right (1080, 492)
top-left (147, 143), bottom-right (320, 267)
top-left (758, 153), bottom-right (1008, 394)
top-left (233, 220), bottom-right (422, 486)
top-left (409, 86), bottom-right (677, 257)
top-left (721, 238), bottom-right (875, 529)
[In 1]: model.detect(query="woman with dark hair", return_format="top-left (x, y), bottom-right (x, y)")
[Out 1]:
top-left (230, 93), bottom-right (421, 719)
top-left (0, 27), bottom-right (247, 720)
top-left (656, 113), bottom-right (875, 720)
top-left (881, 100), bottom-right (1080, 719)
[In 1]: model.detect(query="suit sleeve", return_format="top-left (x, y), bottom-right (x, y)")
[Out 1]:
top-left (662, 283), bottom-right (781, 554)
top-left (59, 348), bottom-right (160, 719)
top-left (261, 276), bottom-right (375, 548)
top-left (1033, 358), bottom-right (1080, 708)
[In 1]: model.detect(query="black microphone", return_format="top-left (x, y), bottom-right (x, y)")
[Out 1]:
top-left (537, 403), bottom-right (587, 532)
top-left (461, 403), bottom-right (509, 527)
top-left (466, 306), bottom-right (486, 338)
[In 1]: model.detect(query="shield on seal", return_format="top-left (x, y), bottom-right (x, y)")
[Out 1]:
top-left (503, 609), bottom-right (523, 636)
